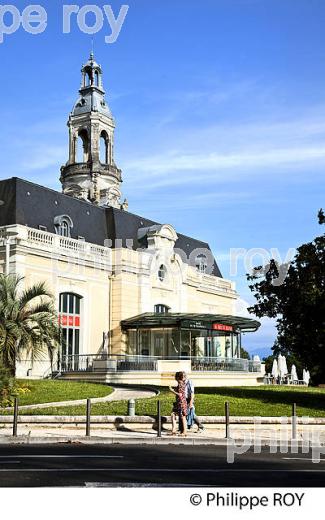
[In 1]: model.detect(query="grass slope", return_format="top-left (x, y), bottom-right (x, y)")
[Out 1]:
top-left (14, 379), bottom-right (113, 407)
top-left (9, 385), bottom-right (325, 417)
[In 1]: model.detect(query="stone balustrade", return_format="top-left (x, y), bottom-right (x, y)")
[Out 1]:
top-left (0, 224), bottom-right (112, 267)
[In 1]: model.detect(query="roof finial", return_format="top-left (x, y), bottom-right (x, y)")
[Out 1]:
top-left (90, 37), bottom-right (94, 60)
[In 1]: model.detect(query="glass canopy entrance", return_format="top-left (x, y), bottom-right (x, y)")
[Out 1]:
top-left (121, 313), bottom-right (260, 360)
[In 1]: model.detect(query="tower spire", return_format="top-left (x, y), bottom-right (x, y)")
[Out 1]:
top-left (60, 54), bottom-right (124, 209)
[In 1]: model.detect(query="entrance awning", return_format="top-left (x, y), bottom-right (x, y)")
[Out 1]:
top-left (121, 313), bottom-right (260, 332)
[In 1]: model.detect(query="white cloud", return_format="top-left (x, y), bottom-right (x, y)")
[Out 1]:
top-left (120, 108), bottom-right (325, 193)
top-left (21, 145), bottom-right (66, 171)
top-left (124, 146), bottom-right (325, 182)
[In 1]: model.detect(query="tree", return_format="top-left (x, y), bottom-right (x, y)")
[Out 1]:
top-left (0, 274), bottom-right (60, 376)
top-left (247, 210), bottom-right (325, 384)
top-left (263, 344), bottom-right (303, 375)
top-left (240, 346), bottom-right (250, 360)
top-left (263, 354), bottom-right (275, 375)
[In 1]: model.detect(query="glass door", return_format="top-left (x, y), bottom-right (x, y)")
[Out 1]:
top-left (153, 333), bottom-right (164, 357)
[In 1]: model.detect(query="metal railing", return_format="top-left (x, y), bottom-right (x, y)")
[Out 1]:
top-left (58, 354), bottom-right (261, 374)
top-left (191, 357), bottom-right (261, 373)
top-left (4, 399), bottom-right (302, 442)
top-left (59, 354), bottom-right (159, 373)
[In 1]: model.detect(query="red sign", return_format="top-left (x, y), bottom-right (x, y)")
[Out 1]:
top-left (59, 315), bottom-right (80, 327)
top-left (212, 323), bottom-right (233, 332)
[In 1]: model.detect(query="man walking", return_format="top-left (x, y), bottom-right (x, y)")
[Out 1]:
top-left (181, 371), bottom-right (205, 433)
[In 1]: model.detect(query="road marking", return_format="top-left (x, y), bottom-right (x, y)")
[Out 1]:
top-left (0, 455), bottom-right (124, 459)
top-left (0, 468), bottom-right (325, 473)
top-left (282, 457), bottom-right (325, 462)
top-left (85, 482), bottom-right (193, 487)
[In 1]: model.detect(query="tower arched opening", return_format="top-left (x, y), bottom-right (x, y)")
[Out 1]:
top-left (100, 130), bottom-right (109, 164)
top-left (76, 129), bottom-right (89, 163)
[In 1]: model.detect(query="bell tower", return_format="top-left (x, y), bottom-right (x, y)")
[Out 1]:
top-left (60, 53), bottom-right (127, 209)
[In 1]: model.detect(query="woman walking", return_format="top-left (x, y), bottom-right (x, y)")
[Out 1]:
top-left (169, 371), bottom-right (188, 436)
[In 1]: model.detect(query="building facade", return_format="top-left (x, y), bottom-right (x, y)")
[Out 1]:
top-left (0, 55), bottom-right (264, 386)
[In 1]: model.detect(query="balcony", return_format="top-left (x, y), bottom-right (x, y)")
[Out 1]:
top-left (0, 225), bottom-right (112, 269)
top-left (61, 162), bottom-right (122, 182)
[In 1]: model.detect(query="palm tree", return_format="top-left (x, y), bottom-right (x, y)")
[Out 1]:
top-left (0, 274), bottom-right (60, 376)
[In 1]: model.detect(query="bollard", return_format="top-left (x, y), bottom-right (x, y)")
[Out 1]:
top-left (292, 402), bottom-right (297, 440)
top-left (128, 398), bottom-right (135, 417)
top-left (157, 400), bottom-right (162, 438)
top-left (225, 401), bottom-right (230, 439)
top-left (86, 398), bottom-right (91, 437)
top-left (13, 398), bottom-right (18, 437)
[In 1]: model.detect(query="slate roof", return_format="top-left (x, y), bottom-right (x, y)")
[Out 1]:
top-left (0, 177), bottom-right (222, 278)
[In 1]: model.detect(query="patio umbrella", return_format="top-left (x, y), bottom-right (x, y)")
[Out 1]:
top-left (281, 355), bottom-right (288, 376)
top-left (278, 354), bottom-right (287, 380)
top-left (272, 359), bottom-right (279, 380)
top-left (291, 364), bottom-right (298, 383)
top-left (303, 369), bottom-right (311, 386)
top-left (253, 355), bottom-right (260, 362)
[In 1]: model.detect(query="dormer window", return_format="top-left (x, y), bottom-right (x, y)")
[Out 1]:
top-left (196, 254), bottom-right (208, 274)
top-left (54, 215), bottom-right (73, 238)
top-left (154, 304), bottom-right (170, 314)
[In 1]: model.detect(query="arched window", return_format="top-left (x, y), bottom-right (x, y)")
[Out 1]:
top-left (85, 69), bottom-right (92, 86)
top-left (59, 293), bottom-right (82, 371)
top-left (100, 131), bottom-right (109, 164)
top-left (94, 70), bottom-right (99, 87)
top-left (158, 264), bottom-right (167, 282)
top-left (76, 129), bottom-right (89, 163)
top-left (54, 215), bottom-right (73, 238)
top-left (61, 220), bottom-right (69, 237)
top-left (154, 304), bottom-right (170, 314)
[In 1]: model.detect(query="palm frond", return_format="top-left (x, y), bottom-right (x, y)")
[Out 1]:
top-left (19, 282), bottom-right (53, 311)
top-left (0, 275), bottom-right (60, 374)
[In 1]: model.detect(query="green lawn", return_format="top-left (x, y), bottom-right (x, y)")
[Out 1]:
top-left (11, 379), bottom-right (113, 407)
top-left (7, 385), bottom-right (325, 417)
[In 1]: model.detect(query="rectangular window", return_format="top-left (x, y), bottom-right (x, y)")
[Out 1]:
top-left (61, 293), bottom-right (68, 313)
top-left (127, 331), bottom-right (137, 355)
top-left (75, 297), bottom-right (80, 315)
top-left (68, 329), bottom-right (73, 356)
top-left (68, 295), bottom-right (74, 314)
top-left (74, 329), bottom-right (80, 356)
top-left (61, 330), bottom-right (67, 358)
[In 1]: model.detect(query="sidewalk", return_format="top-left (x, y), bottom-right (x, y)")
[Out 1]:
top-left (0, 427), bottom-right (221, 445)
top-left (1, 421), bottom-right (324, 445)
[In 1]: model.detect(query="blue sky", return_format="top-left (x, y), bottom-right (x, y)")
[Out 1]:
top-left (1, 0), bottom-right (324, 357)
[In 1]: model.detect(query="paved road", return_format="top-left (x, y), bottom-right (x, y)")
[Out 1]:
top-left (0, 444), bottom-right (324, 487)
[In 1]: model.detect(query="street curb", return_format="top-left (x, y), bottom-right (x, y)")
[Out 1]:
top-left (0, 435), bottom-right (319, 447)
top-left (1, 415), bottom-right (325, 424)
top-left (0, 435), bottom-right (227, 446)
